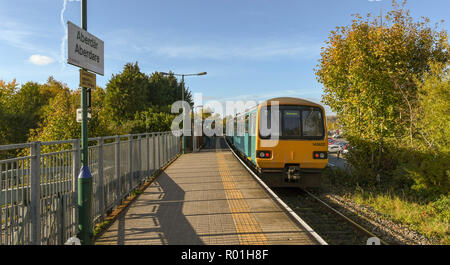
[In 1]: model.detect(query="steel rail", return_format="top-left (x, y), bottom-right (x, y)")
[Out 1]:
top-left (301, 188), bottom-right (389, 245)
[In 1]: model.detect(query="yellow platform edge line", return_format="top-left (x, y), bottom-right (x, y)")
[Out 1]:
top-left (215, 141), bottom-right (268, 245)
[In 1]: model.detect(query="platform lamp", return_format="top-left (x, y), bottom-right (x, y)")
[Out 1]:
top-left (192, 105), bottom-right (203, 153)
top-left (159, 72), bottom-right (207, 154)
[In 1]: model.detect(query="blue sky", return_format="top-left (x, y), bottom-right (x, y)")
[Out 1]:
top-left (1, 0), bottom-right (449, 115)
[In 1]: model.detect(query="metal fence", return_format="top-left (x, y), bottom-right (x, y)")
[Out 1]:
top-left (0, 132), bottom-right (180, 245)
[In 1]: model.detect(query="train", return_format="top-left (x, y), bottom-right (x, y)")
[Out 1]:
top-left (226, 97), bottom-right (328, 188)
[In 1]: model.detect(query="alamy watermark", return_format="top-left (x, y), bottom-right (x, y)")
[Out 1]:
top-left (170, 93), bottom-right (280, 147)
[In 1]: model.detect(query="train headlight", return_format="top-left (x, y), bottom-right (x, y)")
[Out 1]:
top-left (313, 152), bottom-right (327, 160)
top-left (258, 151), bottom-right (271, 159)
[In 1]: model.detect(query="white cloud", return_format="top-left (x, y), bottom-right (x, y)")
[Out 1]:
top-left (29, 54), bottom-right (55, 65)
top-left (0, 21), bottom-right (36, 52)
top-left (105, 29), bottom-right (322, 61)
top-left (0, 19), bottom-right (57, 61)
top-left (152, 41), bottom-right (321, 60)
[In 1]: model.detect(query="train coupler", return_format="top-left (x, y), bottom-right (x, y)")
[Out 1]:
top-left (285, 165), bottom-right (301, 183)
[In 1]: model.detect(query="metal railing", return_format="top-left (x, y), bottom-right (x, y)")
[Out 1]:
top-left (0, 132), bottom-right (180, 245)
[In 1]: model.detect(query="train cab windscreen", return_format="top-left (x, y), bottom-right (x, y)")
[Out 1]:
top-left (260, 106), bottom-right (325, 140)
top-left (282, 110), bottom-right (301, 137)
top-left (302, 108), bottom-right (324, 137)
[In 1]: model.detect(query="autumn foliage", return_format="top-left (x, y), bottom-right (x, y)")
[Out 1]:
top-left (0, 63), bottom-right (191, 156)
top-left (315, 1), bottom-right (449, 196)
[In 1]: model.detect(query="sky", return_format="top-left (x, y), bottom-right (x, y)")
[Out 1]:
top-left (0, 0), bottom-right (449, 116)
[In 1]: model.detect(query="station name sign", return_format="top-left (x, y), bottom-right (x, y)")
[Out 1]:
top-left (67, 21), bottom-right (104, 76)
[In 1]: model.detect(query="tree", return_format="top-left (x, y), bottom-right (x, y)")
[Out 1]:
top-left (315, 0), bottom-right (449, 181)
top-left (0, 79), bottom-right (18, 145)
top-left (129, 109), bottom-right (177, 134)
top-left (1, 61), bottom-right (197, 150)
top-left (400, 62), bottom-right (450, 195)
top-left (104, 62), bottom-right (151, 125)
top-left (9, 82), bottom-right (47, 143)
top-left (147, 72), bottom-right (193, 106)
top-left (0, 77), bottom-right (71, 146)
top-left (326, 116), bottom-right (340, 131)
top-left (0, 79), bottom-right (57, 145)
top-left (28, 85), bottom-right (113, 148)
top-left (416, 63), bottom-right (450, 153)
top-left (90, 86), bottom-right (113, 137)
top-left (28, 87), bottom-right (79, 145)
top-left (103, 64), bottom-right (194, 133)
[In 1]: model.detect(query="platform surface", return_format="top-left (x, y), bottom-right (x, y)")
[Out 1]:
top-left (95, 138), bottom-right (317, 245)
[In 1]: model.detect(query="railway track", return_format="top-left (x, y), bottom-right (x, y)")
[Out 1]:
top-left (223, 136), bottom-right (387, 245)
top-left (274, 188), bottom-right (387, 245)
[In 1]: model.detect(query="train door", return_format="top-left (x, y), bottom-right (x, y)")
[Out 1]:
top-left (244, 114), bottom-right (250, 157)
top-left (250, 111), bottom-right (257, 163)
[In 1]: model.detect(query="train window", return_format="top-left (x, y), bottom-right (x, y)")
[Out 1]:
top-left (245, 115), bottom-right (249, 133)
top-left (259, 108), bottom-right (271, 139)
top-left (302, 108), bottom-right (324, 137)
top-left (237, 115), bottom-right (246, 136)
top-left (282, 110), bottom-right (301, 137)
top-left (250, 112), bottom-right (257, 136)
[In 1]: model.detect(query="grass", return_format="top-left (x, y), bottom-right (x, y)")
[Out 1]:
top-left (350, 191), bottom-right (449, 244)
top-left (321, 168), bottom-right (449, 245)
top-left (131, 190), bottom-right (144, 196)
top-left (93, 220), bottom-right (111, 237)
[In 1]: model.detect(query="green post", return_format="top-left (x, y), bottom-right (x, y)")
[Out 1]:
top-left (78, 0), bottom-right (93, 245)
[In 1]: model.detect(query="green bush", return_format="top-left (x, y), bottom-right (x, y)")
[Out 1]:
top-left (406, 153), bottom-right (450, 197)
top-left (129, 109), bottom-right (176, 134)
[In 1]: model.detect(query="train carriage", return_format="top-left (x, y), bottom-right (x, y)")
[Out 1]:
top-left (227, 97), bottom-right (328, 188)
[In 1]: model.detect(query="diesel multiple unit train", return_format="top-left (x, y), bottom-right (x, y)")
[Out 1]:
top-left (226, 97), bottom-right (328, 188)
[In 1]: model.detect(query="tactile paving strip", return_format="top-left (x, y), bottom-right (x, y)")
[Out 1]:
top-left (216, 148), bottom-right (268, 245)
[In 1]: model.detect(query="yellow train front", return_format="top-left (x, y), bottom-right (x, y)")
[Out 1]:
top-left (227, 97), bottom-right (328, 188)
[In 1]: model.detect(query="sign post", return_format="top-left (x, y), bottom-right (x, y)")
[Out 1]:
top-left (67, 0), bottom-right (104, 245)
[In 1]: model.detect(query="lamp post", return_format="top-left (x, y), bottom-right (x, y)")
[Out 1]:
top-left (192, 105), bottom-right (203, 152)
top-left (369, 0), bottom-right (384, 27)
top-left (159, 72), bottom-right (207, 154)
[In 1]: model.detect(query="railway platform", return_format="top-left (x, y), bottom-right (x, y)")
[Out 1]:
top-left (95, 137), bottom-right (321, 245)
